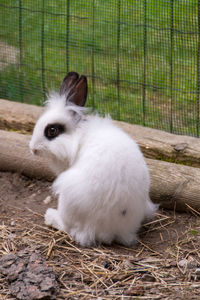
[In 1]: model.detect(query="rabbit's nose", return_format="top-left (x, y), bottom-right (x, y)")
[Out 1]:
top-left (31, 148), bottom-right (38, 155)
top-left (33, 149), bottom-right (38, 155)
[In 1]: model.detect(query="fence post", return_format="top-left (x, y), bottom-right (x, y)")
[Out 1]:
top-left (66, 0), bottom-right (70, 73)
top-left (18, 0), bottom-right (24, 102)
top-left (170, 0), bottom-right (174, 133)
top-left (196, 0), bottom-right (200, 137)
top-left (143, 0), bottom-right (147, 126)
top-left (41, 0), bottom-right (46, 102)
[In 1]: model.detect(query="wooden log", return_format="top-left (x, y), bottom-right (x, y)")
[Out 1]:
top-left (148, 158), bottom-right (200, 212)
top-left (1, 98), bottom-right (200, 167)
top-left (0, 130), bottom-right (54, 181)
top-left (0, 129), bottom-right (200, 212)
top-left (116, 121), bottom-right (200, 168)
top-left (0, 99), bottom-right (43, 133)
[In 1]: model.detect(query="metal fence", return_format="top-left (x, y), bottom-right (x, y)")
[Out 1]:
top-left (0, 0), bottom-right (200, 136)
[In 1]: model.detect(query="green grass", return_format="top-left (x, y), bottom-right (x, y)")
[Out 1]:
top-left (0, 0), bottom-right (199, 136)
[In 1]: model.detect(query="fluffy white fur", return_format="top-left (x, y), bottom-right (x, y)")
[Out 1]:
top-left (30, 93), bottom-right (157, 247)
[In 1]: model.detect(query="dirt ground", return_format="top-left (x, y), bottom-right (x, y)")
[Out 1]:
top-left (0, 171), bottom-right (200, 299)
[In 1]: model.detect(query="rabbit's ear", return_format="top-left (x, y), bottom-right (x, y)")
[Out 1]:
top-left (60, 72), bottom-right (79, 96)
top-left (68, 75), bottom-right (88, 107)
top-left (60, 72), bottom-right (88, 107)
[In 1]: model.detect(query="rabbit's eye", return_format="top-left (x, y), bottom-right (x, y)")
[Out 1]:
top-left (44, 123), bottom-right (65, 140)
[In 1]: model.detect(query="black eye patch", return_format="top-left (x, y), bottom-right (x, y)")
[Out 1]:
top-left (44, 123), bottom-right (65, 140)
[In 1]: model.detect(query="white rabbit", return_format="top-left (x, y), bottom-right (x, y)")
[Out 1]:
top-left (30, 72), bottom-right (157, 247)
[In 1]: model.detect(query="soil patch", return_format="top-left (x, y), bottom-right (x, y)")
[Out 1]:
top-left (0, 171), bottom-right (200, 299)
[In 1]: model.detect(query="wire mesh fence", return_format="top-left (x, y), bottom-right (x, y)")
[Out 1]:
top-left (0, 0), bottom-right (200, 136)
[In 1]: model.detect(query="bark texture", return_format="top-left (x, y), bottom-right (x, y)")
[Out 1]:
top-left (0, 129), bottom-right (54, 180)
top-left (0, 248), bottom-right (59, 300)
top-left (1, 98), bottom-right (200, 167)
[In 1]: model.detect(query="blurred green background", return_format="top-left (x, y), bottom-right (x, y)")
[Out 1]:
top-left (0, 0), bottom-right (199, 136)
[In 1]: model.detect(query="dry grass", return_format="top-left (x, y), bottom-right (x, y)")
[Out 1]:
top-left (0, 206), bottom-right (200, 299)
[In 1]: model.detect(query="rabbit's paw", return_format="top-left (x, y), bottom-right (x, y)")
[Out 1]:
top-left (45, 208), bottom-right (65, 231)
top-left (115, 232), bottom-right (137, 247)
top-left (70, 229), bottom-right (95, 247)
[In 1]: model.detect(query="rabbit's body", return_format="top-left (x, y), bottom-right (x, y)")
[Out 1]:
top-left (30, 72), bottom-right (157, 247)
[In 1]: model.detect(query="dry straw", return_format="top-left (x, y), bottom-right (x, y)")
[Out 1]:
top-left (0, 202), bottom-right (200, 299)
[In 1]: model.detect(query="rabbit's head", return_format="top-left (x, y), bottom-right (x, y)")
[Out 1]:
top-left (29, 72), bottom-right (88, 166)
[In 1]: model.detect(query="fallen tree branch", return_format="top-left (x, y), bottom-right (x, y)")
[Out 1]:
top-left (0, 99), bottom-right (43, 133)
top-left (0, 130), bottom-right (54, 181)
top-left (117, 121), bottom-right (200, 168)
top-left (0, 129), bottom-right (199, 212)
top-left (1, 99), bottom-right (200, 167)
top-left (148, 158), bottom-right (200, 212)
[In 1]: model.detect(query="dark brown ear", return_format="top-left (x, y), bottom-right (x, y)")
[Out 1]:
top-left (60, 72), bottom-right (88, 107)
top-left (68, 75), bottom-right (88, 107)
top-left (60, 72), bottom-right (79, 96)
